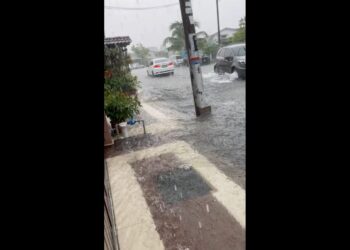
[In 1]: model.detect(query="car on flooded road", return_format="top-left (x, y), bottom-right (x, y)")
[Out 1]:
top-left (169, 55), bottom-right (184, 66)
top-left (214, 43), bottom-right (246, 79)
top-left (147, 58), bottom-right (175, 76)
top-left (201, 55), bottom-right (211, 65)
top-left (129, 62), bottom-right (145, 70)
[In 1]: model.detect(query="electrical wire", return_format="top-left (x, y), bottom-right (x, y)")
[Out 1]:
top-left (104, 0), bottom-right (221, 11)
top-left (105, 2), bottom-right (179, 10)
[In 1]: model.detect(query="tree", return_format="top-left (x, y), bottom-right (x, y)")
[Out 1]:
top-left (131, 44), bottom-right (150, 66)
top-left (197, 39), bottom-right (219, 59)
top-left (229, 16), bottom-right (245, 44)
top-left (204, 41), bottom-right (220, 59)
top-left (104, 46), bottom-right (132, 75)
top-left (163, 21), bottom-right (199, 52)
top-left (197, 37), bottom-right (207, 52)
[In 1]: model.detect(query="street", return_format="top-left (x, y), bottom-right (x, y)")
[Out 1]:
top-left (132, 63), bottom-right (246, 188)
top-left (105, 63), bottom-right (246, 250)
top-left (104, 2), bottom-right (246, 248)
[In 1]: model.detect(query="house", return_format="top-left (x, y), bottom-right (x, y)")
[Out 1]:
top-left (147, 46), bottom-right (169, 59)
top-left (196, 31), bottom-right (209, 40)
top-left (208, 28), bottom-right (238, 44)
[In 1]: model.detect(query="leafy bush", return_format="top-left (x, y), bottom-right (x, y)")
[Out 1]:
top-left (229, 17), bottom-right (245, 44)
top-left (104, 73), bottom-right (140, 95)
top-left (104, 92), bottom-right (141, 125)
top-left (104, 45), bottom-right (142, 127)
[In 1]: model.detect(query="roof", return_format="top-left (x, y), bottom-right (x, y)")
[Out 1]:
top-left (224, 43), bottom-right (245, 48)
top-left (104, 36), bottom-right (132, 46)
top-left (208, 28), bottom-right (238, 39)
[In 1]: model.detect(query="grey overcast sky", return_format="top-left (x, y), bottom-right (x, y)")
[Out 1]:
top-left (105, 0), bottom-right (245, 49)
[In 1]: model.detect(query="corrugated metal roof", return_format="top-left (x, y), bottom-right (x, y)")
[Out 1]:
top-left (104, 36), bottom-right (132, 46)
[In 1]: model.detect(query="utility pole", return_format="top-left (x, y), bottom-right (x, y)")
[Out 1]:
top-left (216, 0), bottom-right (221, 46)
top-left (179, 0), bottom-right (211, 116)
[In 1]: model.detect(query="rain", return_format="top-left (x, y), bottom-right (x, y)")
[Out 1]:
top-left (105, 1), bottom-right (246, 249)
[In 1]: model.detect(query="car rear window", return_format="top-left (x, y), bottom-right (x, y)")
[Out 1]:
top-left (237, 47), bottom-right (246, 56)
top-left (232, 47), bottom-right (240, 56)
top-left (154, 59), bottom-right (169, 64)
top-left (224, 48), bottom-right (234, 58)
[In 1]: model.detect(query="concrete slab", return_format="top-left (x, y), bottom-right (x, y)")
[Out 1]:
top-left (106, 140), bottom-right (245, 249)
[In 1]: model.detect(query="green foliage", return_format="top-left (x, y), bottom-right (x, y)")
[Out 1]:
top-left (131, 44), bottom-right (150, 65)
top-left (163, 21), bottom-right (199, 52)
top-left (104, 45), bottom-right (141, 125)
top-left (229, 17), bottom-right (245, 44)
top-left (104, 74), bottom-right (140, 95)
top-left (104, 92), bottom-right (141, 125)
top-left (198, 39), bottom-right (219, 58)
top-left (197, 38), bottom-right (207, 52)
top-left (104, 47), bottom-right (132, 75)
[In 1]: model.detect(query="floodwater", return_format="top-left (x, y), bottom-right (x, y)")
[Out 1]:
top-left (105, 63), bottom-right (246, 250)
top-left (132, 63), bottom-right (246, 188)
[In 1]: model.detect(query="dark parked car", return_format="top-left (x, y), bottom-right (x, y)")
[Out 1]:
top-left (214, 43), bottom-right (245, 79)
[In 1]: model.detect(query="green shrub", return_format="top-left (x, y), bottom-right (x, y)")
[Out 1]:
top-left (104, 45), bottom-right (141, 127)
top-left (104, 73), bottom-right (140, 95)
top-left (104, 92), bottom-right (141, 125)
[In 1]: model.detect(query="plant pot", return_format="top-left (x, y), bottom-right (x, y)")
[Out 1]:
top-left (119, 122), bottom-right (128, 138)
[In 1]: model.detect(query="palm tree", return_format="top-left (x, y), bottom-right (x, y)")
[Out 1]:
top-left (163, 21), bottom-right (199, 52)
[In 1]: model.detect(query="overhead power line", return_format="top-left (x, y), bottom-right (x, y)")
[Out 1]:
top-left (105, 2), bottom-right (179, 10)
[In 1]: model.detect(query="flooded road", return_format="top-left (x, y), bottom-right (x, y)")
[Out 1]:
top-left (132, 63), bottom-right (246, 188)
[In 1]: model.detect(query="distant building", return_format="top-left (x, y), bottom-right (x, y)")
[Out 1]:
top-left (147, 46), bottom-right (169, 59)
top-left (147, 47), bottom-right (159, 58)
top-left (208, 28), bottom-right (238, 44)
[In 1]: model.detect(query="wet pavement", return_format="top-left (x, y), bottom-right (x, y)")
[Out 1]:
top-left (131, 153), bottom-right (245, 250)
top-left (105, 63), bottom-right (246, 250)
top-left (132, 64), bottom-right (246, 188)
top-left (106, 140), bottom-right (245, 250)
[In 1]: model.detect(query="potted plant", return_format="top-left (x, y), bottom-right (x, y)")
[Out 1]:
top-left (104, 45), bottom-right (141, 137)
top-left (104, 92), bottom-right (141, 134)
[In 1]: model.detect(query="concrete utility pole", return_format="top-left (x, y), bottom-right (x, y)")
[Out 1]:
top-left (216, 0), bottom-right (221, 46)
top-left (179, 0), bottom-right (211, 116)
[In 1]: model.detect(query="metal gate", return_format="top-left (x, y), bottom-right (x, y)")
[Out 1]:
top-left (104, 161), bottom-right (119, 250)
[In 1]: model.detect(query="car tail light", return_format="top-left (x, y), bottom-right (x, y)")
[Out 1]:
top-left (153, 64), bottom-right (160, 68)
top-left (168, 62), bottom-right (173, 66)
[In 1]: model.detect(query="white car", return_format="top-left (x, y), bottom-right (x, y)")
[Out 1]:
top-left (131, 63), bottom-right (144, 69)
top-left (147, 58), bottom-right (174, 76)
top-left (170, 55), bottom-right (184, 66)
